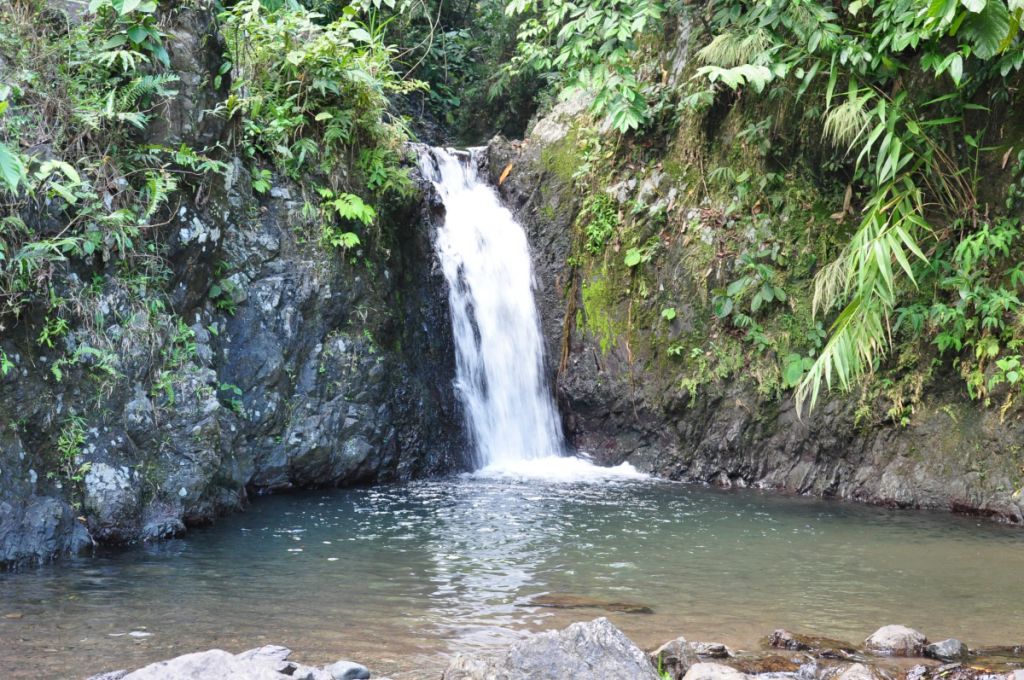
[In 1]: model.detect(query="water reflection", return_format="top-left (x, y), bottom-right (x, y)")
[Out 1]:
top-left (1, 478), bottom-right (1023, 680)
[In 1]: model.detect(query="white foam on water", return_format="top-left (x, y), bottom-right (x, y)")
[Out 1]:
top-left (470, 455), bottom-right (648, 483)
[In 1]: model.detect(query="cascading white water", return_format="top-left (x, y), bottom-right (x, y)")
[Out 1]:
top-left (418, 147), bottom-right (565, 469)
top-left (419, 146), bottom-right (645, 481)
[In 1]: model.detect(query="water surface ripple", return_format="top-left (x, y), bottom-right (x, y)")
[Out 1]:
top-left (2, 477), bottom-right (1022, 679)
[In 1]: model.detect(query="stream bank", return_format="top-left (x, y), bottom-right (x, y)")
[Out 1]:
top-left (81, 618), bottom-right (1024, 680)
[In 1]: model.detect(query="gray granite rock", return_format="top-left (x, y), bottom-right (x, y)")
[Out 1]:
top-left (325, 660), bottom-right (370, 680)
top-left (442, 617), bottom-right (660, 680)
top-left (925, 639), bottom-right (967, 661)
top-left (651, 636), bottom-right (695, 680)
top-left (682, 662), bottom-right (748, 680)
top-left (864, 625), bottom-right (927, 657)
top-left (121, 650), bottom-right (283, 679)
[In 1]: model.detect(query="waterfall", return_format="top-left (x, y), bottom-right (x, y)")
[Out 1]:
top-left (418, 147), bottom-right (565, 469)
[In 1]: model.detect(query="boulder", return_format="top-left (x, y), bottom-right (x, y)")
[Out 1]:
top-left (121, 650), bottom-right (283, 679)
top-left (682, 662), bottom-right (748, 680)
top-left (925, 639), bottom-right (968, 662)
top-left (325, 660), bottom-right (370, 680)
top-left (236, 645), bottom-right (294, 674)
top-left (650, 636), bottom-right (695, 680)
top-left (864, 625), bottom-right (927, 657)
top-left (441, 617), bottom-right (660, 680)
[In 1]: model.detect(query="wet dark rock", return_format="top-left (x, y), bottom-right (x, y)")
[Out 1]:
top-left (732, 656), bottom-right (802, 674)
top-left (926, 640), bottom-right (968, 662)
top-left (864, 626), bottom-right (927, 657)
top-left (0, 496), bottom-right (92, 567)
top-left (1, 92), bottom-right (465, 568)
top-left (441, 617), bottom-right (661, 680)
top-left (766, 630), bottom-right (859, 659)
top-left (692, 642), bottom-right (735, 659)
top-left (651, 636), bottom-right (696, 680)
top-left (528, 592), bottom-right (654, 614)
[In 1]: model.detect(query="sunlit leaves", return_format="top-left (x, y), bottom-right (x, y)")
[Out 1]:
top-left (0, 143), bottom-right (27, 194)
top-left (504, 0), bottom-right (663, 132)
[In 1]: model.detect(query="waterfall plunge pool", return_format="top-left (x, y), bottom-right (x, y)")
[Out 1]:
top-left (3, 471), bottom-right (1023, 679)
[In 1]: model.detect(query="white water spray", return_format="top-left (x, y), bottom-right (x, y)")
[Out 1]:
top-left (418, 147), bottom-right (564, 468)
top-left (418, 147), bottom-right (644, 481)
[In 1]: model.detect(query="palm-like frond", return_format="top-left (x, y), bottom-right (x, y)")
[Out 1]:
top-left (799, 180), bottom-right (930, 412)
top-left (822, 91), bottom-right (872, 150)
top-left (697, 28), bottom-right (771, 67)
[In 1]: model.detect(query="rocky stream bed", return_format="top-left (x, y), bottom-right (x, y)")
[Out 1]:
top-left (82, 618), bottom-right (1024, 680)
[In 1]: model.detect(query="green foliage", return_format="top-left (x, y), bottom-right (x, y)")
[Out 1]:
top-left (220, 0), bottom-right (420, 193)
top-left (894, 216), bottom-right (1024, 405)
top-left (0, 0), bottom-right (188, 327)
top-left (317, 188), bottom-right (374, 251)
top-left (689, 0), bottom-right (1024, 412)
top-left (712, 246), bottom-right (788, 324)
top-left (151, 318), bottom-right (198, 406)
top-left (578, 193), bottom-right (619, 255)
top-left (52, 414), bottom-right (92, 489)
top-left (504, 0), bottom-right (666, 132)
top-left (87, 0), bottom-right (169, 68)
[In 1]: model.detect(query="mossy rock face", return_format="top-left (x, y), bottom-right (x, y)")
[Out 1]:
top-left (0, 12), bottom-right (468, 566)
top-left (494, 21), bottom-right (1024, 525)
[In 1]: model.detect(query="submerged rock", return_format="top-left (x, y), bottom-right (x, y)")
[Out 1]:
top-left (766, 629), bottom-right (859, 659)
top-left (527, 592), bottom-right (654, 614)
top-left (864, 626), bottom-right (927, 657)
top-left (441, 617), bottom-right (660, 680)
top-left (731, 655), bottom-right (801, 674)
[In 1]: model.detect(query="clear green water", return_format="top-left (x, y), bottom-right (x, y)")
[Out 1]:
top-left (2, 476), bottom-right (1023, 679)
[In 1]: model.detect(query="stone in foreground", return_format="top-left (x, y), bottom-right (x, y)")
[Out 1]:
top-left (836, 663), bottom-right (881, 680)
top-left (120, 650), bottom-right (283, 679)
top-left (441, 617), bottom-right (660, 680)
top-left (650, 636), bottom-right (695, 680)
top-left (925, 639), bottom-right (968, 661)
top-left (682, 662), bottom-right (748, 680)
top-left (864, 625), bottom-right (928, 656)
top-left (326, 660), bottom-right (371, 680)
top-left (88, 647), bottom-right (362, 680)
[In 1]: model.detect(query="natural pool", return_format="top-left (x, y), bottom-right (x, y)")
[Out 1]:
top-left (3, 472), bottom-right (1023, 679)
